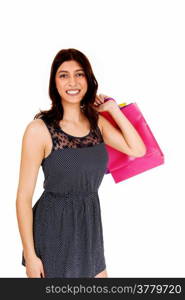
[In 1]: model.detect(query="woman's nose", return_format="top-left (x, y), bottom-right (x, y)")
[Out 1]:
top-left (68, 76), bottom-right (77, 85)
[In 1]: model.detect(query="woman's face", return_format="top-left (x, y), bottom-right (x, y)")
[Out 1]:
top-left (55, 60), bottom-right (88, 104)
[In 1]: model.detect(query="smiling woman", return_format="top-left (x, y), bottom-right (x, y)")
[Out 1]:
top-left (16, 48), bottom-right (110, 279)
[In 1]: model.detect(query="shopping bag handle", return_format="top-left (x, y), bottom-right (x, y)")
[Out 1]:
top-left (104, 97), bottom-right (127, 107)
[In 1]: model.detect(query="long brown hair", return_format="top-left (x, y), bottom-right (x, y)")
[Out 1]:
top-left (34, 48), bottom-right (99, 130)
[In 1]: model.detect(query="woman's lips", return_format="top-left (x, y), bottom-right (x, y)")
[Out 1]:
top-left (66, 90), bottom-right (81, 96)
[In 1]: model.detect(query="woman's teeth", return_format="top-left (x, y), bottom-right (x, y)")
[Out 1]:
top-left (66, 90), bottom-right (80, 95)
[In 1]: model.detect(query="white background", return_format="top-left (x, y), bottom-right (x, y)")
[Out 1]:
top-left (0, 0), bottom-right (184, 277)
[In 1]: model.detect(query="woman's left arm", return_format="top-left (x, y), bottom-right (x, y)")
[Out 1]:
top-left (94, 94), bottom-right (147, 158)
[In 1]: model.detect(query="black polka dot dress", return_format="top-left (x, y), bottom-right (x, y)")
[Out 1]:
top-left (21, 116), bottom-right (108, 278)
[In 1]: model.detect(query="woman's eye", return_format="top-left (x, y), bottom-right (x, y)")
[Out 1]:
top-left (77, 73), bottom-right (84, 77)
top-left (59, 73), bottom-right (85, 78)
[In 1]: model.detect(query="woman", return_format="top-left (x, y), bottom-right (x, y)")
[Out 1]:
top-left (16, 48), bottom-right (146, 278)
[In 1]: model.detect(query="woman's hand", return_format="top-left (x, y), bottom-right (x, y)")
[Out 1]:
top-left (92, 94), bottom-right (118, 113)
top-left (25, 254), bottom-right (45, 278)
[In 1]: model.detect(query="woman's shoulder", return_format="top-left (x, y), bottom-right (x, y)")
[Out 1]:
top-left (26, 118), bottom-right (46, 130)
top-left (23, 118), bottom-right (49, 140)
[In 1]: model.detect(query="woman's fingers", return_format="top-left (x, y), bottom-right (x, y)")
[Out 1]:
top-left (36, 265), bottom-right (45, 278)
top-left (93, 100), bottom-right (100, 106)
top-left (95, 97), bottom-right (102, 104)
top-left (26, 270), bottom-right (41, 278)
top-left (93, 93), bottom-right (111, 107)
top-left (25, 256), bottom-right (46, 278)
top-left (98, 94), bottom-right (105, 102)
top-left (40, 265), bottom-right (45, 278)
top-left (94, 94), bottom-right (104, 105)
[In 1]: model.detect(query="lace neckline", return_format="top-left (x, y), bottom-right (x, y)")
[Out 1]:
top-left (57, 126), bottom-right (92, 139)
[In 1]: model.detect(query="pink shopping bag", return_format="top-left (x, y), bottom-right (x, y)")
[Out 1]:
top-left (100, 101), bottom-right (164, 183)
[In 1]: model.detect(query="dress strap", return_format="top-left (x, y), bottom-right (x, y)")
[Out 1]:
top-left (95, 123), bottom-right (104, 141)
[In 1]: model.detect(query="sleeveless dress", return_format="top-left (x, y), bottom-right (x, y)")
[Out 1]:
top-left (21, 116), bottom-right (109, 278)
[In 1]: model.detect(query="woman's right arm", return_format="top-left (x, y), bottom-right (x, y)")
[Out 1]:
top-left (16, 119), bottom-right (46, 277)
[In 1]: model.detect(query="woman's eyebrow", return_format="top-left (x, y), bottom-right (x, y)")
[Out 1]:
top-left (58, 68), bottom-right (84, 73)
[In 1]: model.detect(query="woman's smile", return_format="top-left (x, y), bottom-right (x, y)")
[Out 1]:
top-left (66, 89), bottom-right (81, 96)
